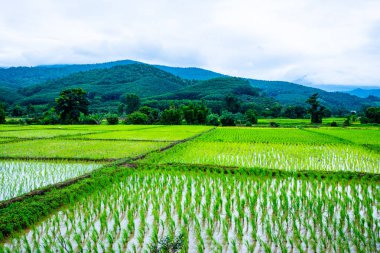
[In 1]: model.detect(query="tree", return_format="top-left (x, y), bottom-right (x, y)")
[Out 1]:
top-left (245, 109), bottom-right (258, 124)
top-left (160, 107), bottom-right (182, 125)
top-left (206, 113), bottom-right (220, 126)
top-left (11, 105), bottom-right (24, 117)
top-left (283, 106), bottom-right (306, 119)
top-left (306, 93), bottom-right (325, 124)
top-left (224, 95), bottom-right (241, 113)
top-left (125, 94), bottom-right (140, 114)
top-left (117, 103), bottom-right (125, 116)
top-left (220, 111), bottom-right (235, 126)
top-left (138, 106), bottom-right (160, 124)
top-left (55, 88), bottom-right (89, 124)
top-left (363, 107), bottom-right (380, 123)
top-left (182, 103), bottom-right (209, 125)
top-left (0, 103), bottom-right (6, 124)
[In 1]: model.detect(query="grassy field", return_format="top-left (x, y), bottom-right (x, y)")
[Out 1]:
top-left (144, 127), bottom-right (380, 174)
top-left (0, 123), bottom-right (379, 252)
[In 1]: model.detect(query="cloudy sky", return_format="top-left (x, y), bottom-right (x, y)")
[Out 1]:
top-left (1, 0), bottom-right (380, 85)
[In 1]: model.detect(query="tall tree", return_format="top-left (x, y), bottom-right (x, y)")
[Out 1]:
top-left (125, 94), bottom-right (140, 114)
top-left (0, 103), bottom-right (6, 124)
top-left (55, 88), bottom-right (89, 124)
top-left (224, 94), bottom-right (241, 113)
top-left (306, 93), bottom-right (325, 124)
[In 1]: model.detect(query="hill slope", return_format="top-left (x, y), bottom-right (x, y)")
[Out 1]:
top-left (17, 64), bottom-right (189, 105)
top-left (248, 79), bottom-right (374, 111)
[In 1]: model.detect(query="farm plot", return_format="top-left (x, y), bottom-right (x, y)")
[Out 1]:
top-left (0, 129), bottom-right (103, 139)
top-left (2, 167), bottom-right (378, 252)
top-left (307, 128), bottom-right (380, 145)
top-left (0, 139), bottom-right (171, 160)
top-left (144, 128), bottom-right (380, 173)
top-left (0, 160), bottom-right (102, 201)
top-left (78, 125), bottom-right (213, 141)
top-left (197, 127), bottom-right (342, 144)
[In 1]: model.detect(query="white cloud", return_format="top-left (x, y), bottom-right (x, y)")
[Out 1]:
top-left (0, 0), bottom-right (379, 85)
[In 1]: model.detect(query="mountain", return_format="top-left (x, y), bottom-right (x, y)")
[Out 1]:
top-left (16, 64), bottom-right (190, 106)
top-left (154, 65), bottom-right (224, 80)
top-left (0, 59), bottom-right (377, 113)
top-left (345, 88), bottom-right (380, 98)
top-left (248, 79), bottom-right (374, 111)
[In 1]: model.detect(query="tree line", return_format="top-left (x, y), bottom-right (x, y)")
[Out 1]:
top-left (1, 89), bottom-right (379, 126)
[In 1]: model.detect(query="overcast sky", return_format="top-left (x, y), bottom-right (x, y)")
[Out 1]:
top-left (1, 0), bottom-right (379, 85)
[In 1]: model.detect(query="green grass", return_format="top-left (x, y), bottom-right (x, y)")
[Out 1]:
top-left (307, 128), bottom-right (380, 145)
top-left (79, 125), bottom-right (213, 141)
top-left (198, 127), bottom-right (344, 144)
top-left (257, 117), bottom-right (348, 126)
top-left (0, 139), bottom-right (171, 160)
top-left (144, 141), bottom-right (379, 173)
top-left (0, 129), bottom-right (103, 138)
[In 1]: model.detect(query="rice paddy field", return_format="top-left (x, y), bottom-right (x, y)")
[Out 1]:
top-left (0, 123), bottom-right (379, 252)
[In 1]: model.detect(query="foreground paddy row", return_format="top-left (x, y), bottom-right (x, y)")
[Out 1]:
top-left (2, 167), bottom-right (379, 252)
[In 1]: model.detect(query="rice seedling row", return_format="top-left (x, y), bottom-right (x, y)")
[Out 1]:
top-left (2, 166), bottom-right (378, 252)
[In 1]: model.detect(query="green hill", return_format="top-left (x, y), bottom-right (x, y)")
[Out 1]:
top-left (248, 79), bottom-right (374, 111)
top-left (17, 64), bottom-right (189, 106)
top-left (0, 59), bottom-right (377, 113)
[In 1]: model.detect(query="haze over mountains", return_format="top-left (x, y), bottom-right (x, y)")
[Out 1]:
top-left (0, 60), bottom-right (379, 113)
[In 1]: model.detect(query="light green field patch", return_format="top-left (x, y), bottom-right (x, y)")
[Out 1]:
top-left (199, 127), bottom-right (343, 144)
top-left (81, 125), bottom-right (213, 141)
top-left (145, 141), bottom-right (380, 173)
top-left (0, 129), bottom-right (102, 138)
top-left (307, 128), bottom-right (380, 145)
top-left (0, 160), bottom-right (103, 201)
top-left (0, 139), bottom-right (171, 160)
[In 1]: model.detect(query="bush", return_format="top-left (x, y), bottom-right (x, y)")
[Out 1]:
top-left (270, 121), bottom-right (279, 128)
top-left (360, 116), bottom-right (369, 124)
top-left (125, 112), bottom-right (148, 125)
top-left (330, 121), bottom-right (338, 127)
top-left (79, 113), bottom-right (103, 125)
top-left (106, 114), bottom-right (119, 125)
top-left (206, 113), bottom-right (220, 126)
top-left (220, 112), bottom-right (235, 126)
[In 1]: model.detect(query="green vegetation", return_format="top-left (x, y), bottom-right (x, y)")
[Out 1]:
top-left (0, 124), bottom-right (378, 252)
top-left (0, 160), bottom-right (102, 201)
top-left (1, 166), bottom-right (378, 252)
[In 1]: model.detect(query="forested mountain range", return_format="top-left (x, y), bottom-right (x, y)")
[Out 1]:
top-left (0, 60), bottom-right (378, 114)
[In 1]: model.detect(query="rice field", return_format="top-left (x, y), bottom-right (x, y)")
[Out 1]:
top-left (0, 160), bottom-right (102, 201)
top-left (0, 124), bottom-right (379, 252)
top-left (79, 125), bottom-right (212, 141)
top-left (0, 139), bottom-right (172, 160)
top-left (144, 128), bottom-right (380, 174)
top-left (2, 167), bottom-right (378, 252)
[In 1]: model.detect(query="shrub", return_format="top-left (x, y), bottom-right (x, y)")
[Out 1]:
top-left (220, 112), bottom-right (235, 126)
top-left (79, 113), bottom-right (103, 125)
top-left (270, 122), bottom-right (279, 128)
top-left (106, 114), bottom-right (119, 125)
top-left (206, 114), bottom-right (220, 126)
top-left (330, 121), bottom-right (338, 127)
top-left (125, 112), bottom-right (148, 125)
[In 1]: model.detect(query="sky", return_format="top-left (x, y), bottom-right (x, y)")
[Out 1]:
top-left (0, 0), bottom-right (380, 85)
